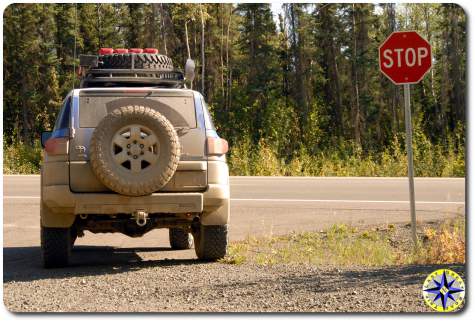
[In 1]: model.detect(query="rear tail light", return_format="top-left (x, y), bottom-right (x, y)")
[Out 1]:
top-left (206, 137), bottom-right (228, 155)
top-left (114, 48), bottom-right (129, 54)
top-left (44, 137), bottom-right (69, 155)
top-left (144, 48), bottom-right (159, 54)
top-left (129, 48), bottom-right (143, 53)
top-left (99, 48), bottom-right (114, 55)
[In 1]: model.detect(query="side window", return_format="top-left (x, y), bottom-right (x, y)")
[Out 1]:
top-left (53, 96), bottom-right (71, 136)
top-left (201, 99), bottom-right (216, 130)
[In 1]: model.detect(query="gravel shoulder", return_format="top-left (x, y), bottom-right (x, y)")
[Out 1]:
top-left (3, 244), bottom-right (465, 312)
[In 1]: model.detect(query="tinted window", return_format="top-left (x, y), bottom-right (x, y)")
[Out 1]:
top-left (53, 97), bottom-right (71, 134)
top-left (79, 96), bottom-right (196, 128)
top-left (202, 100), bottom-right (216, 130)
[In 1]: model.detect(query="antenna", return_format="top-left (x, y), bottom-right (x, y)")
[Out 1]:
top-left (72, 3), bottom-right (78, 89)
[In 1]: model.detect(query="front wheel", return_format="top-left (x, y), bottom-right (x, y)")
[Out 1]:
top-left (193, 225), bottom-right (228, 261)
top-left (41, 226), bottom-right (71, 268)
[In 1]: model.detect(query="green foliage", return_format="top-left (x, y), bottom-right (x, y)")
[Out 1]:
top-left (228, 129), bottom-right (465, 177)
top-left (3, 139), bottom-right (42, 174)
top-left (2, 4), bottom-right (466, 176)
top-left (222, 218), bottom-right (466, 267)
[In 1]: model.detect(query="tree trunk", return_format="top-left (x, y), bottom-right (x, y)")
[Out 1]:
top-left (158, 3), bottom-right (168, 55)
top-left (225, 5), bottom-right (232, 111)
top-left (448, 4), bottom-right (464, 126)
top-left (351, 4), bottom-right (361, 146)
top-left (200, 4), bottom-right (205, 96)
top-left (220, 4), bottom-right (225, 98)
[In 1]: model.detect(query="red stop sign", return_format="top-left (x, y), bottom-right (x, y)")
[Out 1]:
top-left (379, 31), bottom-right (432, 85)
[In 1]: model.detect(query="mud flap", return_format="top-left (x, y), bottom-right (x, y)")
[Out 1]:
top-left (40, 201), bottom-right (75, 228)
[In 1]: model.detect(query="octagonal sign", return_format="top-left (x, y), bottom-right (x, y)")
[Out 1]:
top-left (379, 31), bottom-right (432, 85)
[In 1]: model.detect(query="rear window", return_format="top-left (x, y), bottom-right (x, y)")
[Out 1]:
top-left (79, 95), bottom-right (196, 128)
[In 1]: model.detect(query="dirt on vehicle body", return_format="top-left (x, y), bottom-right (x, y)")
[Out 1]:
top-left (40, 49), bottom-right (230, 268)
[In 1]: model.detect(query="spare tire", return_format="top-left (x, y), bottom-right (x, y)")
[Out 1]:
top-left (90, 105), bottom-right (180, 196)
top-left (101, 53), bottom-right (174, 71)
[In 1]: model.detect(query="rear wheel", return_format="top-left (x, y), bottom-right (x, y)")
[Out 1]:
top-left (41, 226), bottom-right (71, 268)
top-left (169, 228), bottom-right (193, 250)
top-left (193, 225), bottom-right (228, 261)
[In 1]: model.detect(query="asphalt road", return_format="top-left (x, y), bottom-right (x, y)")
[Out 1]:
top-left (3, 175), bottom-right (465, 250)
top-left (2, 175), bottom-right (466, 312)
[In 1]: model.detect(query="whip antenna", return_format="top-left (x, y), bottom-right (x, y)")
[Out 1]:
top-left (72, 3), bottom-right (78, 89)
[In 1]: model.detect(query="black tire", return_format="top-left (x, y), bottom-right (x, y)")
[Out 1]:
top-left (193, 225), bottom-right (228, 261)
top-left (41, 226), bottom-right (71, 268)
top-left (101, 53), bottom-right (173, 71)
top-left (90, 105), bottom-right (180, 196)
top-left (169, 228), bottom-right (194, 250)
top-left (70, 226), bottom-right (77, 248)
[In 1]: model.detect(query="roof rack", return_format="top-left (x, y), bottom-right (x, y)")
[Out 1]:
top-left (78, 54), bottom-right (185, 88)
top-left (80, 68), bottom-right (184, 88)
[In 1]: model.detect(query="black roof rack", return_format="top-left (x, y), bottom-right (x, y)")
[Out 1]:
top-left (78, 54), bottom-right (185, 88)
top-left (80, 68), bottom-right (184, 88)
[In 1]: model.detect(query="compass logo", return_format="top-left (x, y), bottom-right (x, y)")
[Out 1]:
top-left (422, 269), bottom-right (465, 312)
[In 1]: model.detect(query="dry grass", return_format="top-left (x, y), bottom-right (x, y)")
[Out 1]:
top-left (221, 217), bottom-right (465, 267)
top-left (416, 218), bottom-right (465, 264)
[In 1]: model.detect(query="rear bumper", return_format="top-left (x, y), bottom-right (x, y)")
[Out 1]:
top-left (42, 185), bottom-right (230, 215)
top-left (40, 160), bottom-right (230, 227)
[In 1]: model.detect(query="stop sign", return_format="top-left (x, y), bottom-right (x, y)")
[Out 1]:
top-left (379, 31), bottom-right (432, 85)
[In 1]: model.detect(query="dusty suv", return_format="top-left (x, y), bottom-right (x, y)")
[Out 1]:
top-left (40, 49), bottom-right (230, 268)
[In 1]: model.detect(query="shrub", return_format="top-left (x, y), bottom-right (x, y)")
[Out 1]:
top-left (3, 139), bottom-right (42, 174)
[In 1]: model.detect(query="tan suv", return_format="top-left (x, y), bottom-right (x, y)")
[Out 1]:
top-left (40, 49), bottom-right (230, 267)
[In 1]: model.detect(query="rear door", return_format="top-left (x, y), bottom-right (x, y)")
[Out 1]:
top-left (69, 89), bottom-right (207, 193)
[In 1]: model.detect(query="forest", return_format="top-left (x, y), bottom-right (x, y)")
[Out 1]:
top-left (3, 3), bottom-right (466, 176)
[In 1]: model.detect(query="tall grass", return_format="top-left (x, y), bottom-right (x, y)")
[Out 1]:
top-left (3, 139), bottom-right (42, 174)
top-left (222, 218), bottom-right (466, 267)
top-left (228, 134), bottom-right (465, 177)
top-left (2, 126), bottom-right (465, 177)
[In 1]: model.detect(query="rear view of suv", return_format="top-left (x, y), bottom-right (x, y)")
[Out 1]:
top-left (40, 48), bottom-right (230, 267)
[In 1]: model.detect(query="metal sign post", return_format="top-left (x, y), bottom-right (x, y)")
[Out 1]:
top-left (379, 31), bottom-right (432, 248)
top-left (403, 84), bottom-right (417, 247)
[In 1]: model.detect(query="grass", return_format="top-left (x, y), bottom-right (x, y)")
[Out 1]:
top-left (3, 139), bottom-right (42, 174)
top-left (2, 127), bottom-right (465, 177)
top-left (228, 134), bottom-right (465, 177)
top-left (221, 217), bottom-right (466, 267)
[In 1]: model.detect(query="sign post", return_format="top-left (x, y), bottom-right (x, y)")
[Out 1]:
top-left (403, 83), bottom-right (417, 247)
top-left (379, 31), bottom-right (432, 247)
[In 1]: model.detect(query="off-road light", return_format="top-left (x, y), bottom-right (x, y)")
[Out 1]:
top-left (98, 48), bottom-right (114, 55)
top-left (144, 48), bottom-right (159, 54)
top-left (114, 48), bottom-right (129, 54)
top-left (206, 137), bottom-right (229, 155)
top-left (129, 48), bottom-right (143, 53)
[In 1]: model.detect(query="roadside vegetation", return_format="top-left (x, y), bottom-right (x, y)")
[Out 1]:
top-left (3, 139), bottom-right (42, 174)
top-left (221, 216), bottom-right (465, 266)
top-left (3, 124), bottom-right (464, 176)
top-left (228, 124), bottom-right (465, 177)
top-left (3, 4), bottom-right (465, 177)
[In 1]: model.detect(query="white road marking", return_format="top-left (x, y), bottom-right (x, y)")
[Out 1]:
top-left (3, 195), bottom-right (464, 205)
top-left (231, 198), bottom-right (464, 205)
top-left (3, 223), bottom-right (37, 229)
top-left (230, 176), bottom-right (465, 181)
top-left (3, 196), bottom-right (40, 199)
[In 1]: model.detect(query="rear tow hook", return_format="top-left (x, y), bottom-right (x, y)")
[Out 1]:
top-left (133, 210), bottom-right (148, 227)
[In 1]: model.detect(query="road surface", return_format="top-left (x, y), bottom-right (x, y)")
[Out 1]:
top-left (2, 175), bottom-right (465, 312)
top-left (3, 175), bottom-right (464, 250)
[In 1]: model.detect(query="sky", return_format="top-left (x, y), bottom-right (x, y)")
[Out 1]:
top-left (271, 2), bottom-right (284, 22)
